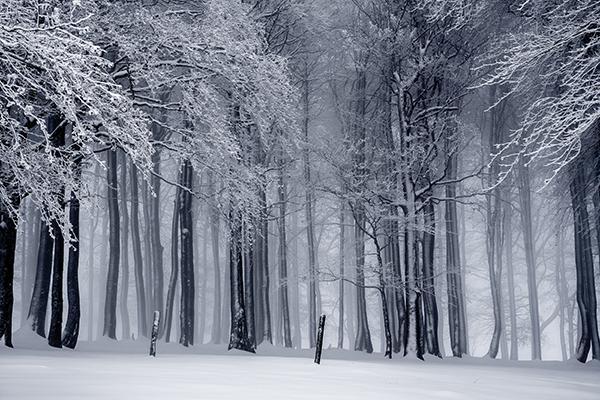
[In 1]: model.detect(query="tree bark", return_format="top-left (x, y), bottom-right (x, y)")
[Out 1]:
top-left (103, 149), bottom-right (120, 339)
top-left (207, 172), bottom-right (222, 344)
top-left (338, 201), bottom-right (345, 349)
top-left (48, 213), bottom-right (64, 348)
top-left (570, 159), bottom-right (600, 361)
top-left (28, 221), bottom-right (53, 337)
top-left (118, 151), bottom-right (130, 340)
top-left (0, 203), bottom-right (18, 347)
top-left (62, 188), bottom-right (81, 348)
top-left (517, 161), bottom-right (541, 359)
top-left (422, 201), bottom-right (440, 357)
top-left (164, 176), bottom-right (181, 342)
top-left (227, 210), bottom-right (254, 353)
top-left (129, 161), bottom-right (147, 338)
top-left (277, 162), bottom-right (292, 348)
top-left (179, 160), bottom-right (195, 347)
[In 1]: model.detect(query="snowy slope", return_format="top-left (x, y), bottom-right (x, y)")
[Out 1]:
top-left (1, 342), bottom-right (598, 400)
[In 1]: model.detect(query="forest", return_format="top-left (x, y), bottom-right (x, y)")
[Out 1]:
top-left (0, 2), bottom-right (599, 395)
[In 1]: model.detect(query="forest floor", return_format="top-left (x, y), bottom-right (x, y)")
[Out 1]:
top-left (1, 337), bottom-right (599, 400)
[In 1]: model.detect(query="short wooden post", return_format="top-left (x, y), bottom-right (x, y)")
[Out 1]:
top-left (314, 314), bottom-right (326, 364)
top-left (149, 310), bottom-right (160, 357)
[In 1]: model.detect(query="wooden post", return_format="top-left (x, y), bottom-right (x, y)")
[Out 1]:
top-left (314, 314), bottom-right (326, 364)
top-left (149, 310), bottom-right (160, 357)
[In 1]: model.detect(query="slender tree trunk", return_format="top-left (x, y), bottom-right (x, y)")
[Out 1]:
top-left (129, 162), bottom-right (147, 338)
top-left (150, 152), bottom-right (164, 321)
top-left (277, 163), bottom-right (292, 348)
top-left (517, 161), bottom-right (541, 359)
top-left (244, 223), bottom-right (256, 347)
top-left (445, 153), bottom-right (468, 357)
top-left (164, 177), bottom-right (181, 342)
top-left (62, 186), bottom-right (81, 348)
top-left (290, 202), bottom-right (302, 348)
top-left (179, 160), bottom-right (195, 347)
top-left (48, 212), bottom-right (64, 348)
top-left (87, 206), bottom-right (98, 342)
top-left (302, 69), bottom-right (318, 349)
top-left (338, 201), bottom-right (345, 349)
top-left (118, 151), bottom-right (130, 340)
top-left (504, 191), bottom-right (518, 360)
top-left (103, 149), bottom-right (120, 339)
top-left (422, 202), bottom-right (440, 357)
top-left (197, 205), bottom-right (208, 344)
top-left (142, 179), bottom-right (154, 324)
top-left (556, 228), bottom-right (568, 361)
top-left (256, 188), bottom-right (271, 344)
top-left (222, 239), bottom-right (231, 343)
top-left (0, 201), bottom-right (19, 347)
top-left (207, 172), bottom-right (222, 344)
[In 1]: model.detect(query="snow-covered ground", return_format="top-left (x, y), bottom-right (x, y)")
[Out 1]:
top-left (1, 340), bottom-right (598, 400)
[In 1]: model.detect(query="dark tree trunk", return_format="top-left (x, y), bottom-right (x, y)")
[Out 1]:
top-left (227, 210), bottom-right (254, 353)
top-left (103, 149), bottom-right (120, 339)
top-left (445, 160), bottom-right (468, 357)
top-left (28, 221), bottom-right (53, 337)
top-left (129, 162), bottom-right (147, 337)
top-left (164, 176), bottom-right (181, 342)
top-left (141, 179), bottom-right (154, 325)
top-left (150, 152), bottom-right (164, 322)
top-left (48, 215), bottom-right (64, 348)
top-left (62, 189), bottom-right (81, 349)
top-left (0, 204), bottom-right (18, 347)
top-left (244, 232), bottom-right (256, 347)
top-left (119, 151), bottom-right (130, 340)
top-left (421, 201), bottom-right (440, 357)
top-left (570, 159), bottom-right (600, 361)
top-left (179, 160), bottom-right (194, 346)
top-left (338, 201), bottom-right (345, 349)
top-left (254, 187), bottom-right (271, 345)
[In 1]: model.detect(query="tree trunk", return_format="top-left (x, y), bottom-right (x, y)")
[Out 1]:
top-left (504, 191), bottom-right (518, 360)
top-left (570, 160), bottom-right (600, 361)
top-left (302, 70), bottom-right (318, 349)
top-left (103, 149), bottom-right (120, 339)
top-left (62, 188), bottom-right (81, 349)
top-left (277, 163), bottom-right (292, 348)
top-left (255, 187), bottom-right (271, 345)
top-left (0, 202), bottom-right (18, 347)
top-left (227, 210), bottom-right (254, 353)
top-left (338, 201), bottom-right (345, 349)
top-left (28, 220), bottom-right (53, 337)
top-left (118, 151), bottom-right (130, 340)
top-left (422, 201), bottom-right (440, 357)
top-left (164, 176), bottom-right (181, 342)
top-left (48, 213), bottom-right (64, 348)
top-left (207, 172), bottom-right (222, 344)
top-left (150, 152), bottom-right (164, 322)
top-left (129, 161), bottom-right (147, 338)
top-left (141, 179), bottom-right (154, 324)
top-left (444, 154), bottom-right (468, 357)
top-left (244, 225), bottom-right (256, 347)
top-left (555, 228), bottom-right (568, 361)
top-left (179, 160), bottom-right (195, 347)
top-left (517, 161), bottom-right (541, 359)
